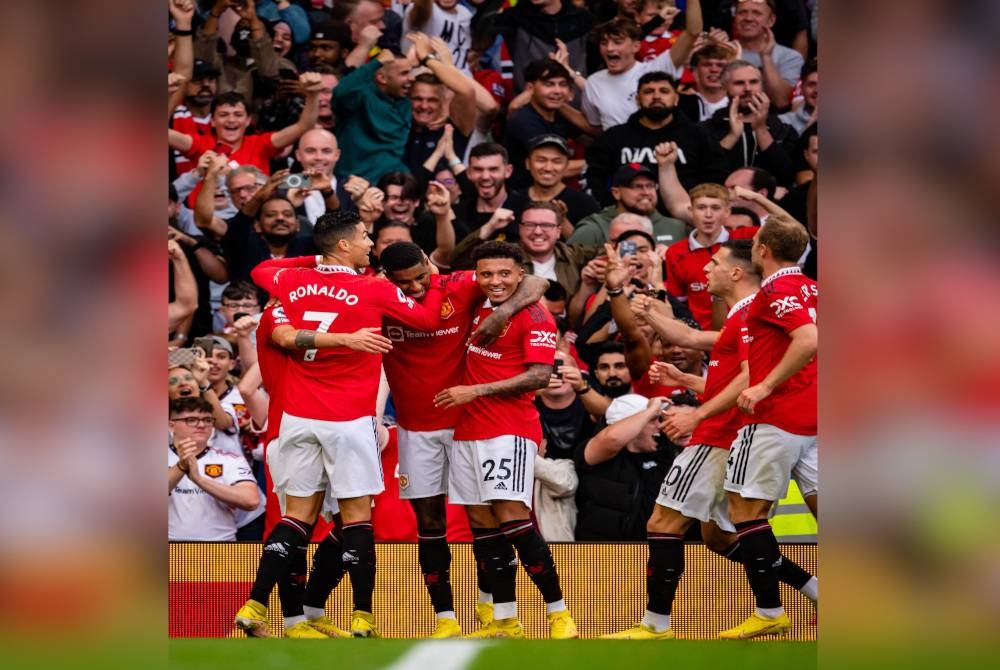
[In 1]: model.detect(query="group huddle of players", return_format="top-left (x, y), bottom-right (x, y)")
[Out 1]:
top-left (231, 206), bottom-right (817, 641)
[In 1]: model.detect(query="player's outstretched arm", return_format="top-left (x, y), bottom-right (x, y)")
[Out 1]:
top-left (271, 325), bottom-right (393, 354)
top-left (433, 363), bottom-right (552, 409)
top-left (249, 255), bottom-right (322, 291)
top-left (638, 297), bottom-right (720, 351)
top-left (471, 275), bottom-right (550, 346)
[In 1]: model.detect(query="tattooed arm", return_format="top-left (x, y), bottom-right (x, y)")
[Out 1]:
top-left (432, 364), bottom-right (552, 408)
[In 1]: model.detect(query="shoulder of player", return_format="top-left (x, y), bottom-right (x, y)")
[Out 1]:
top-left (521, 302), bottom-right (554, 325)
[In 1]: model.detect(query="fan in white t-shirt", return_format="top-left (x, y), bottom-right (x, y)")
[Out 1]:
top-left (582, 7), bottom-right (702, 131)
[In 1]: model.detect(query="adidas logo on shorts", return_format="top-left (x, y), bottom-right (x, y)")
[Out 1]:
top-left (494, 481), bottom-right (507, 490)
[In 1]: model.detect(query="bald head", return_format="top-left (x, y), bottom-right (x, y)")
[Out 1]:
top-left (609, 212), bottom-right (653, 243)
top-left (296, 128), bottom-right (341, 174)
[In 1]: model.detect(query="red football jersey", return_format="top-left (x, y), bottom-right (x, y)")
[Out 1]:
top-left (453, 302), bottom-right (557, 444)
top-left (740, 267), bottom-right (817, 435)
top-left (182, 131), bottom-right (280, 175)
top-left (170, 106), bottom-right (212, 175)
top-left (690, 294), bottom-right (755, 449)
top-left (666, 229), bottom-right (732, 331)
top-left (382, 272), bottom-right (483, 432)
top-left (256, 304), bottom-right (291, 445)
top-left (252, 261), bottom-right (444, 421)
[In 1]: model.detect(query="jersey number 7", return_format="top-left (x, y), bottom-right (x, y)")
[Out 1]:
top-left (301, 310), bottom-right (340, 361)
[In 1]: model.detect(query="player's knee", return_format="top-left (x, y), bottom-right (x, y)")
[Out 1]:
top-left (411, 497), bottom-right (447, 535)
top-left (646, 505), bottom-right (687, 535)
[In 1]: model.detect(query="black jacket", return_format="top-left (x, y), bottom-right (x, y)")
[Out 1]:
top-left (586, 110), bottom-right (728, 207)
top-left (700, 108), bottom-right (798, 188)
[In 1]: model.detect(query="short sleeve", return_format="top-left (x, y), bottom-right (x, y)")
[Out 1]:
top-left (223, 455), bottom-right (256, 486)
top-left (521, 306), bottom-right (558, 366)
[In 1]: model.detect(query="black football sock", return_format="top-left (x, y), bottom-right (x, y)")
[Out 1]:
top-left (417, 532), bottom-right (454, 614)
top-left (303, 529), bottom-right (346, 611)
top-left (734, 519), bottom-right (783, 610)
top-left (718, 540), bottom-right (814, 591)
top-left (474, 527), bottom-right (517, 609)
top-left (249, 516), bottom-right (312, 607)
top-left (500, 519), bottom-right (563, 604)
top-left (470, 527), bottom-right (498, 598)
top-left (341, 521), bottom-right (376, 613)
top-left (646, 532), bottom-right (685, 615)
top-left (277, 540), bottom-right (308, 619)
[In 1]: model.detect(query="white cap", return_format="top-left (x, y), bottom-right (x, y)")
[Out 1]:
top-left (605, 393), bottom-right (650, 425)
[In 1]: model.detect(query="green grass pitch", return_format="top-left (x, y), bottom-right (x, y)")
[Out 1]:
top-left (169, 638), bottom-right (817, 670)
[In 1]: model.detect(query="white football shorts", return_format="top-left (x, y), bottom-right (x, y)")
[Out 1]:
top-left (450, 436), bottom-right (536, 508)
top-left (724, 423), bottom-right (817, 502)
top-left (656, 444), bottom-right (735, 533)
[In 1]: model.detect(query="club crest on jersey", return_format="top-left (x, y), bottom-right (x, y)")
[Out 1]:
top-left (204, 464), bottom-right (223, 478)
top-left (398, 473), bottom-right (409, 490)
top-left (439, 298), bottom-right (456, 320)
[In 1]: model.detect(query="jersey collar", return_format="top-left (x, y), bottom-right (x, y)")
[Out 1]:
top-left (688, 226), bottom-right (729, 250)
top-left (726, 292), bottom-right (756, 319)
top-left (316, 263), bottom-right (358, 275)
top-left (762, 265), bottom-right (802, 288)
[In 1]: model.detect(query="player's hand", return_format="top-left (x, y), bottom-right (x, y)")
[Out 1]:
top-left (738, 382), bottom-right (772, 414)
top-left (661, 405), bottom-right (700, 441)
top-left (470, 311), bottom-right (509, 347)
top-left (232, 315), bottom-right (257, 338)
top-left (654, 141), bottom-right (679, 167)
top-left (648, 360), bottom-right (685, 386)
top-left (343, 327), bottom-right (393, 354)
top-left (433, 385), bottom-right (480, 409)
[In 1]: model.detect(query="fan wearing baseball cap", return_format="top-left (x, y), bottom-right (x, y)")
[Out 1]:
top-left (570, 162), bottom-right (688, 247)
top-left (523, 134), bottom-right (600, 232)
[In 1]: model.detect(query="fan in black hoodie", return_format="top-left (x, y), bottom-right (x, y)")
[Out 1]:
top-left (585, 71), bottom-right (728, 208)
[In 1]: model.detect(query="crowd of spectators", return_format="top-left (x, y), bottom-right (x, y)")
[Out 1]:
top-left (166, 0), bottom-right (817, 543)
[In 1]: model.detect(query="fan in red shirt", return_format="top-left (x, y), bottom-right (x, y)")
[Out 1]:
top-left (721, 212), bottom-right (818, 640)
top-left (168, 72), bottom-right (326, 208)
top-left (433, 241), bottom-right (578, 639)
top-left (665, 183), bottom-right (735, 330)
top-left (378, 241), bottom-right (548, 637)
top-left (601, 238), bottom-right (816, 640)
top-left (238, 210), bottom-right (445, 639)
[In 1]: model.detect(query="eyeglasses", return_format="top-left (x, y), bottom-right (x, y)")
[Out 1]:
top-left (522, 222), bottom-right (559, 231)
top-left (170, 416), bottom-right (214, 427)
top-left (222, 301), bottom-right (260, 309)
